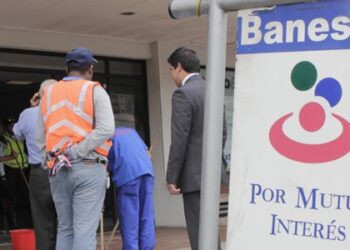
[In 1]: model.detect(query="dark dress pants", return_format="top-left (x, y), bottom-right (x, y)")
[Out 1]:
top-left (3, 165), bottom-right (32, 229)
top-left (183, 191), bottom-right (221, 250)
top-left (29, 166), bottom-right (57, 250)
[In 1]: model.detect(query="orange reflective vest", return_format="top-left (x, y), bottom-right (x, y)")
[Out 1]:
top-left (41, 79), bottom-right (112, 168)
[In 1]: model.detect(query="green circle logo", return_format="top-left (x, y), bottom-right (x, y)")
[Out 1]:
top-left (291, 61), bottom-right (317, 91)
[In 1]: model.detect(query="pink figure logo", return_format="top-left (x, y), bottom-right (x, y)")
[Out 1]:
top-left (269, 61), bottom-right (350, 163)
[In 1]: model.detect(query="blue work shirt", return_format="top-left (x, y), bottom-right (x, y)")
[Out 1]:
top-left (13, 106), bottom-right (41, 164)
top-left (108, 128), bottom-right (154, 187)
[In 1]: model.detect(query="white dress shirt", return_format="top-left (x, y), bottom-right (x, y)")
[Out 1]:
top-left (181, 73), bottom-right (200, 86)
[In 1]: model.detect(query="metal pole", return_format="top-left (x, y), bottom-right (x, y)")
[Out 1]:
top-left (105, 220), bottom-right (119, 250)
top-left (168, 0), bottom-right (316, 19)
top-left (100, 211), bottom-right (104, 250)
top-left (198, 1), bottom-right (227, 250)
top-left (217, 0), bottom-right (315, 12)
top-left (168, 0), bottom-right (210, 19)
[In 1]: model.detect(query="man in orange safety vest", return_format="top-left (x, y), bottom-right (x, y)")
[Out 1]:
top-left (37, 47), bottom-right (115, 250)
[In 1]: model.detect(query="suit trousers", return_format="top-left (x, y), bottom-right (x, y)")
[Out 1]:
top-left (29, 166), bottom-right (57, 250)
top-left (183, 191), bottom-right (221, 250)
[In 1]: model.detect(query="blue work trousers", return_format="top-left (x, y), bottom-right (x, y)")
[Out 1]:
top-left (50, 162), bottom-right (107, 250)
top-left (117, 174), bottom-right (155, 250)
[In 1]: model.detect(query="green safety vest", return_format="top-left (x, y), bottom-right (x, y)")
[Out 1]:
top-left (2, 133), bottom-right (28, 169)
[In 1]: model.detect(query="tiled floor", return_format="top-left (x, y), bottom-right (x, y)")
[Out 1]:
top-left (96, 226), bottom-right (227, 250)
top-left (0, 226), bottom-right (226, 250)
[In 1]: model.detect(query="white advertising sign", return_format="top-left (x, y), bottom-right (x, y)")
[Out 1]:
top-left (227, 1), bottom-right (350, 249)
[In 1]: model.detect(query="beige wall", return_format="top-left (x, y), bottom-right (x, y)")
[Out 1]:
top-left (0, 27), bottom-right (151, 59)
top-left (147, 40), bottom-right (235, 227)
top-left (146, 42), bottom-right (186, 227)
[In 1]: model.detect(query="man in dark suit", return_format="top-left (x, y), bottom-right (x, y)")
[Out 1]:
top-left (166, 47), bottom-right (222, 250)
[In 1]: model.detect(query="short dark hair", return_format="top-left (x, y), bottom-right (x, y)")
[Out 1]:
top-left (66, 63), bottom-right (91, 75)
top-left (167, 47), bottom-right (200, 73)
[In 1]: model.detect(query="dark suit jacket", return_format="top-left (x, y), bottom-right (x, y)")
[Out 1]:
top-left (166, 75), bottom-right (206, 193)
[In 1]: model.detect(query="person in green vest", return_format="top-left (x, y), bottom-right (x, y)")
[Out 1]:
top-left (0, 125), bottom-right (17, 231)
top-left (0, 118), bottom-right (31, 229)
top-left (1, 118), bottom-right (28, 169)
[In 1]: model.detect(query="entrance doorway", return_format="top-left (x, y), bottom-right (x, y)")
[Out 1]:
top-left (0, 48), bottom-right (150, 233)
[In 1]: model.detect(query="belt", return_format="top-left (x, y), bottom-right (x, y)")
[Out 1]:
top-left (82, 158), bottom-right (107, 165)
top-left (31, 163), bottom-right (42, 168)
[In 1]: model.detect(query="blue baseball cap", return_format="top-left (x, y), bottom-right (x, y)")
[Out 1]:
top-left (65, 47), bottom-right (98, 67)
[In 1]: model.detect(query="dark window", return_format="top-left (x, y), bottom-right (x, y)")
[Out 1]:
top-left (0, 48), bottom-right (149, 142)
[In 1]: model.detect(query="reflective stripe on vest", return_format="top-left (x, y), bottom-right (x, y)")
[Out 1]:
top-left (48, 119), bottom-right (89, 137)
top-left (43, 82), bottom-right (93, 124)
top-left (41, 80), bottom-right (111, 161)
top-left (3, 134), bottom-right (28, 169)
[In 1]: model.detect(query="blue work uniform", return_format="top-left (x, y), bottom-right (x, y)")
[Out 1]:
top-left (108, 127), bottom-right (155, 250)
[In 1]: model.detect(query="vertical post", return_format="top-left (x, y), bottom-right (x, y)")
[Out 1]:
top-left (198, 1), bottom-right (227, 250)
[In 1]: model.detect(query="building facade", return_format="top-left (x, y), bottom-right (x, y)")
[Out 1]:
top-left (0, 6), bottom-right (236, 227)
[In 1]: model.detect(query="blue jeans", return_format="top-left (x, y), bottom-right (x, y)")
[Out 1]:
top-left (117, 174), bottom-right (155, 250)
top-left (50, 162), bottom-right (107, 250)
